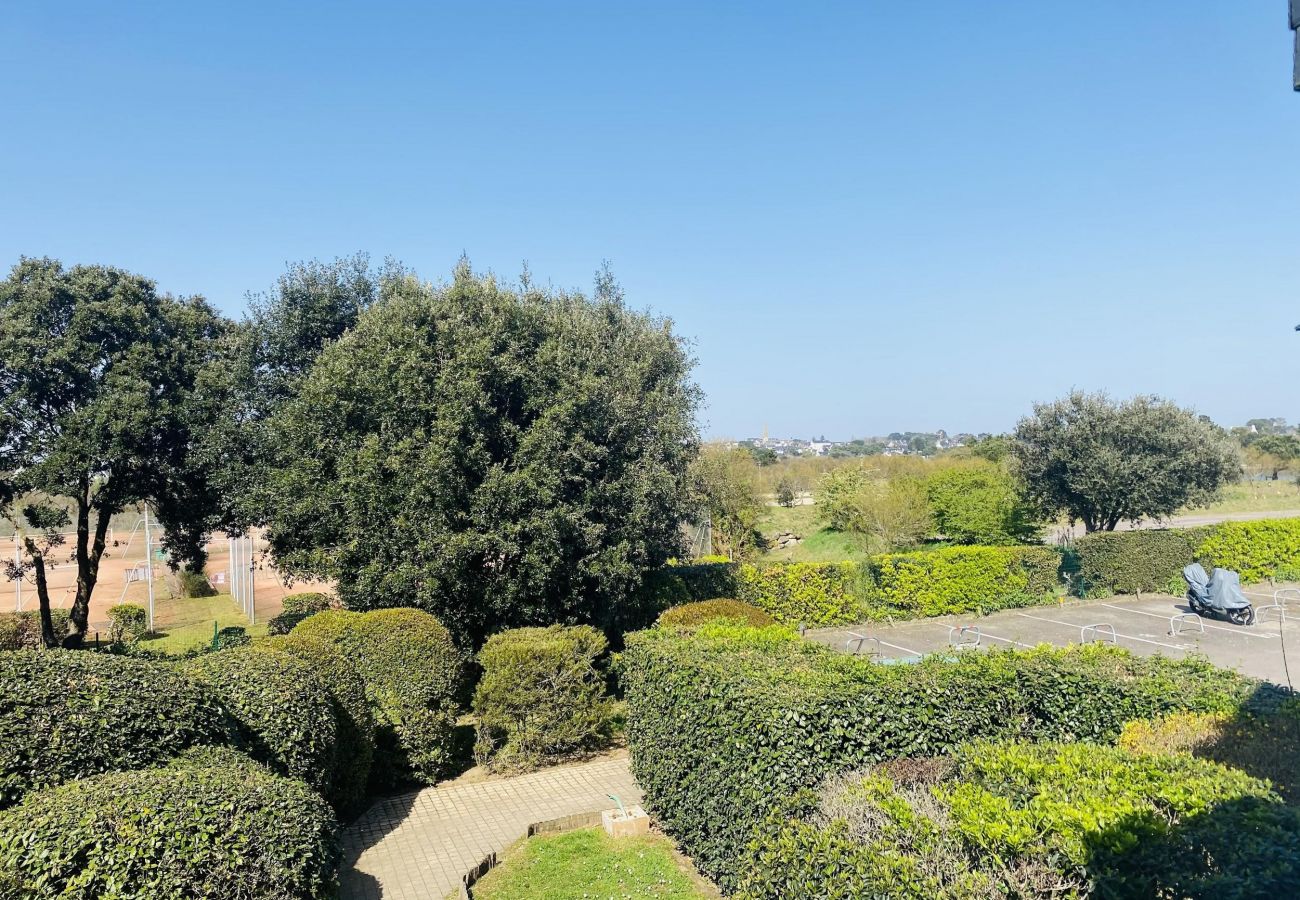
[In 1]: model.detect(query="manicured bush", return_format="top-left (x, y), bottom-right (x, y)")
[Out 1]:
top-left (622, 625), bottom-right (1269, 890)
top-left (268, 592), bottom-right (334, 635)
top-left (1120, 704), bottom-right (1300, 803)
top-left (106, 603), bottom-right (147, 644)
top-left (0, 609), bottom-right (70, 649)
top-left (215, 625), bottom-right (250, 648)
top-left (736, 561), bottom-right (865, 625)
top-left (657, 599), bottom-right (775, 628)
top-left (0, 753), bottom-right (338, 899)
top-left (291, 608), bottom-right (464, 785)
top-left (633, 562), bottom-right (738, 627)
top-left (0, 650), bottom-right (233, 808)
top-left (1197, 517), bottom-right (1300, 583)
top-left (182, 646), bottom-right (338, 799)
top-left (738, 741), bottom-right (1299, 899)
top-left (866, 545), bottom-right (1059, 618)
top-left (267, 633), bottom-right (375, 816)
top-left (1074, 527), bottom-right (1211, 595)
top-left (473, 625), bottom-right (616, 771)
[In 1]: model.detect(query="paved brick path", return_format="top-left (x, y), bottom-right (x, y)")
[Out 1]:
top-left (339, 754), bottom-right (641, 899)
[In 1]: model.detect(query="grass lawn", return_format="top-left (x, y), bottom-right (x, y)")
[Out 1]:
top-left (136, 593), bottom-right (267, 654)
top-left (1181, 480), bottom-right (1300, 516)
top-left (757, 503), bottom-right (866, 564)
top-left (469, 827), bottom-right (718, 900)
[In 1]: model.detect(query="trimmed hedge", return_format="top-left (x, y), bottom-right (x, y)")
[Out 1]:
top-left (107, 603), bottom-right (147, 644)
top-left (1198, 517), bottom-right (1300, 583)
top-left (0, 752), bottom-right (338, 899)
top-left (738, 741), bottom-right (1299, 899)
top-left (182, 646), bottom-right (338, 800)
top-left (473, 625), bottom-right (616, 771)
top-left (0, 650), bottom-right (233, 808)
top-left (866, 545), bottom-right (1059, 618)
top-left (291, 608), bottom-right (463, 786)
top-left (0, 610), bottom-right (70, 650)
top-left (657, 599), bottom-right (775, 628)
top-left (736, 562), bottom-right (865, 625)
top-left (1075, 527), bottom-right (1212, 595)
top-left (622, 625), bottom-right (1268, 891)
top-left (267, 633), bottom-right (376, 816)
top-left (269, 592), bottom-right (334, 635)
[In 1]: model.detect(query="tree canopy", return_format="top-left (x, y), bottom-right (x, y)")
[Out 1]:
top-left (257, 263), bottom-right (700, 643)
top-left (0, 258), bottom-right (228, 645)
top-left (1011, 391), bottom-right (1241, 532)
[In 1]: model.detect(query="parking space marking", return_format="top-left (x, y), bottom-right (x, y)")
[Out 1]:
top-left (1014, 612), bottom-right (1192, 651)
top-left (975, 630), bottom-right (1036, 649)
top-left (1098, 603), bottom-right (1276, 639)
top-left (875, 637), bottom-right (923, 656)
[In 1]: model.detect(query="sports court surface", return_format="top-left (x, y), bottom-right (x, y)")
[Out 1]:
top-left (805, 583), bottom-right (1300, 689)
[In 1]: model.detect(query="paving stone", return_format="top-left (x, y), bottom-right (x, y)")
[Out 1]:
top-left (339, 755), bottom-right (641, 899)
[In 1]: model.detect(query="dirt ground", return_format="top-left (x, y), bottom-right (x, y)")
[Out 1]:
top-left (4, 528), bottom-right (331, 632)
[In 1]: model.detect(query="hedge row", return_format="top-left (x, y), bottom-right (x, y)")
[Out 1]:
top-left (0, 650), bottom-right (234, 808)
top-left (1076, 516), bottom-right (1300, 595)
top-left (0, 610), bottom-right (70, 650)
top-left (657, 599), bottom-right (775, 628)
top-left (640, 546), bottom-right (1061, 627)
top-left (737, 741), bottom-right (1300, 899)
top-left (621, 625), bottom-right (1270, 891)
top-left (290, 608), bottom-right (464, 786)
top-left (0, 749), bottom-right (338, 899)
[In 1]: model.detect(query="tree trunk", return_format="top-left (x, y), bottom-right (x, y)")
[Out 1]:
top-left (22, 537), bottom-right (56, 648)
top-left (64, 489), bottom-right (113, 649)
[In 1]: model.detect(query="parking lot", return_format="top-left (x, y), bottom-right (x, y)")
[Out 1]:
top-left (806, 583), bottom-right (1300, 689)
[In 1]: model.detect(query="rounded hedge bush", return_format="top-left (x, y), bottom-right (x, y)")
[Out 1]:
top-left (473, 625), bottom-right (616, 771)
top-left (0, 753), bottom-right (338, 899)
top-left (267, 633), bottom-right (375, 816)
top-left (182, 646), bottom-right (338, 798)
top-left (0, 610), bottom-right (71, 650)
top-left (0, 650), bottom-right (233, 808)
top-left (291, 608), bottom-right (463, 785)
top-left (269, 593), bottom-right (334, 636)
top-left (658, 599), bottom-right (775, 629)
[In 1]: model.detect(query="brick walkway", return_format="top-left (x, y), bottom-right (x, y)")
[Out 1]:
top-left (339, 753), bottom-right (641, 899)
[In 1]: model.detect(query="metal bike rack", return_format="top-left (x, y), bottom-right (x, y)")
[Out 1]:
top-left (1080, 623), bottom-right (1117, 644)
top-left (1169, 612), bottom-right (1205, 636)
top-left (845, 632), bottom-right (882, 657)
top-left (946, 624), bottom-right (981, 650)
top-left (1257, 588), bottom-right (1297, 623)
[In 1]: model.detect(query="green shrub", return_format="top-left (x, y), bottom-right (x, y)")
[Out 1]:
top-left (268, 593), bottom-right (332, 634)
top-left (632, 562), bottom-right (738, 631)
top-left (621, 625), bottom-right (1268, 890)
top-left (0, 609), bottom-right (70, 649)
top-left (107, 603), bottom-right (148, 644)
top-left (736, 561), bottom-right (865, 625)
top-left (657, 599), bottom-right (775, 628)
top-left (291, 608), bottom-right (463, 785)
top-left (924, 463), bottom-right (1040, 544)
top-left (1120, 705), bottom-right (1300, 803)
top-left (267, 633), bottom-right (375, 816)
top-left (177, 568), bottom-right (217, 598)
top-left (866, 545), bottom-right (1059, 617)
top-left (1197, 517), bottom-right (1300, 583)
top-left (1075, 527), bottom-right (1211, 595)
top-left (738, 741), bottom-right (1299, 900)
top-left (0, 650), bottom-right (233, 808)
top-left (0, 753), bottom-right (338, 899)
top-left (182, 646), bottom-right (338, 799)
top-left (215, 625), bottom-right (250, 649)
top-left (473, 625), bottom-right (616, 771)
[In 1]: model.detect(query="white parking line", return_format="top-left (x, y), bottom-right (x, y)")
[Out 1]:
top-left (977, 630), bottom-right (1036, 649)
top-left (1015, 612), bottom-right (1192, 651)
top-left (875, 638), bottom-right (923, 656)
top-left (1098, 603), bottom-right (1276, 639)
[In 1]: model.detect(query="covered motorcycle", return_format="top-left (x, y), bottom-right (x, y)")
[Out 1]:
top-left (1182, 563), bottom-right (1255, 626)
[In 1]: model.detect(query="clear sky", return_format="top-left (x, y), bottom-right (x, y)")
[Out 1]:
top-left (3, 2), bottom-right (1297, 440)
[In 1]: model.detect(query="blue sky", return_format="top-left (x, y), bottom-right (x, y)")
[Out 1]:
top-left (3, 2), bottom-right (1297, 439)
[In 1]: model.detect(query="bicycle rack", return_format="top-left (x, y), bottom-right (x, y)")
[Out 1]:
top-left (1169, 613), bottom-right (1205, 636)
top-left (1080, 623), bottom-right (1117, 644)
top-left (845, 632), bottom-right (882, 657)
top-left (1257, 588), bottom-right (1297, 624)
top-left (946, 624), bottom-right (981, 650)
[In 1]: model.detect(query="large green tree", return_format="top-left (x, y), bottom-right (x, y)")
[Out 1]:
top-left (691, 445), bottom-right (765, 560)
top-left (258, 263), bottom-right (700, 643)
top-left (0, 258), bottom-right (229, 646)
top-left (1011, 391), bottom-right (1241, 532)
